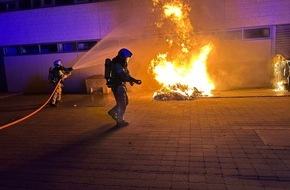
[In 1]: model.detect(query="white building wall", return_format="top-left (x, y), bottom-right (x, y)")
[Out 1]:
top-left (1, 0), bottom-right (154, 93)
top-left (188, 0), bottom-right (290, 90)
top-left (0, 2), bottom-right (113, 45)
top-left (1, 0), bottom-right (290, 93)
top-left (190, 0), bottom-right (290, 30)
top-left (224, 0), bottom-right (290, 28)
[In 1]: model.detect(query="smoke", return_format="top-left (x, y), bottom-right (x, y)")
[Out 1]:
top-left (71, 0), bottom-right (166, 92)
top-left (187, 1), bottom-right (273, 90)
top-left (72, 21), bottom-right (145, 70)
top-left (71, 0), bottom-right (272, 92)
top-left (205, 36), bottom-right (273, 90)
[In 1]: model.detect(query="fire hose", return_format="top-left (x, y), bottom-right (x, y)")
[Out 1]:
top-left (0, 80), bottom-right (62, 130)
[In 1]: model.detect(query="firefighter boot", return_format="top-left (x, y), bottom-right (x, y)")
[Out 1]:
top-left (117, 120), bottom-right (129, 127)
top-left (108, 110), bottom-right (117, 121)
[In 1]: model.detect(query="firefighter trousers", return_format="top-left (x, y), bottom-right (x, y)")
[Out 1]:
top-left (109, 84), bottom-right (128, 122)
top-left (51, 84), bottom-right (62, 105)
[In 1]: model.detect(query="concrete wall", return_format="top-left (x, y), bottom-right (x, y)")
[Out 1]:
top-left (0, 3), bottom-right (113, 45)
top-left (1, 0), bottom-right (155, 93)
top-left (4, 53), bottom-right (86, 93)
top-left (189, 0), bottom-right (290, 90)
top-left (1, 0), bottom-right (290, 93)
top-left (208, 39), bottom-right (273, 90)
top-left (224, 0), bottom-right (290, 28)
top-left (190, 0), bottom-right (290, 30)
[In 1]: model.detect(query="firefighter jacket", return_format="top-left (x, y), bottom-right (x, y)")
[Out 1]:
top-left (49, 66), bottom-right (72, 85)
top-left (111, 56), bottom-right (139, 86)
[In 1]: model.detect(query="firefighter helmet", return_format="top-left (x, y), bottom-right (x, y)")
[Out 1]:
top-left (53, 59), bottom-right (62, 67)
top-left (118, 48), bottom-right (133, 60)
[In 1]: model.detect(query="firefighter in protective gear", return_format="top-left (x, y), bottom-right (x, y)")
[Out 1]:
top-left (107, 48), bottom-right (142, 127)
top-left (273, 54), bottom-right (290, 91)
top-left (48, 59), bottom-right (73, 107)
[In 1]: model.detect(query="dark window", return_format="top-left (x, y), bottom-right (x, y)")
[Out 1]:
top-left (77, 41), bottom-right (97, 51)
top-left (19, 0), bottom-right (32, 10)
top-left (55, 0), bottom-right (74, 6)
top-left (21, 45), bottom-right (40, 55)
top-left (243, 28), bottom-right (270, 39)
top-left (3, 46), bottom-right (21, 56)
top-left (32, 0), bottom-right (42, 8)
top-left (3, 39), bottom-right (99, 56)
top-left (59, 42), bottom-right (77, 52)
top-left (0, 0), bottom-right (115, 12)
top-left (41, 44), bottom-right (58, 53)
top-left (43, 0), bottom-right (55, 7)
top-left (74, 0), bottom-right (90, 4)
top-left (0, 2), bottom-right (6, 12)
top-left (7, 1), bottom-right (18, 11)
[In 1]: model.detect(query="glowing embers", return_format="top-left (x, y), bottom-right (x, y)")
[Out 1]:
top-left (150, 0), bottom-right (215, 100)
top-left (153, 85), bottom-right (202, 101)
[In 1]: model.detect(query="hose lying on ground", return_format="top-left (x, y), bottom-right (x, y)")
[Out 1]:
top-left (0, 80), bottom-right (61, 130)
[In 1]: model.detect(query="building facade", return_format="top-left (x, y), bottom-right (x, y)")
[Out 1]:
top-left (1, 0), bottom-right (290, 93)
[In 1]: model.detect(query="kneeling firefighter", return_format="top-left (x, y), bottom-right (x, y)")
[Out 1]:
top-left (48, 59), bottom-right (73, 107)
top-left (106, 48), bottom-right (142, 127)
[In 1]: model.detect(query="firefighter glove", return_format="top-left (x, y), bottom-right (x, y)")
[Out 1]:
top-left (134, 79), bottom-right (142, 85)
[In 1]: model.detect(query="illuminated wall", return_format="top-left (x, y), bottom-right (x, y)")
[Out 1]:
top-left (190, 0), bottom-right (290, 30)
top-left (1, 0), bottom-right (290, 93)
top-left (189, 0), bottom-right (290, 89)
top-left (0, 0), bottom-right (152, 93)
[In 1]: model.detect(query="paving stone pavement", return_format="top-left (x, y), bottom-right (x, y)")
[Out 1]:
top-left (0, 89), bottom-right (290, 190)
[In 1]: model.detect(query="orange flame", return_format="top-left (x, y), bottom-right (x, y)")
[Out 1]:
top-left (164, 4), bottom-right (183, 19)
top-left (151, 44), bottom-right (214, 95)
top-left (150, 0), bottom-right (215, 98)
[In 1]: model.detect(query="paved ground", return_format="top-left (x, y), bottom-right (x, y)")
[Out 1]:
top-left (0, 89), bottom-right (290, 190)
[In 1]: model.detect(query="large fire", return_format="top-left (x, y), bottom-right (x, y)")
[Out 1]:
top-left (150, 0), bottom-right (215, 100)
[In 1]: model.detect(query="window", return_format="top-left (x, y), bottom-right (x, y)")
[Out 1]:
top-left (3, 39), bottom-right (99, 56)
top-left (0, 0), bottom-right (115, 12)
top-left (21, 45), bottom-right (40, 55)
top-left (55, 0), bottom-right (74, 6)
top-left (19, 0), bottom-right (32, 10)
top-left (32, 0), bottom-right (42, 8)
top-left (3, 46), bottom-right (21, 56)
top-left (224, 30), bottom-right (242, 40)
top-left (243, 28), bottom-right (270, 39)
top-left (41, 44), bottom-right (58, 53)
top-left (0, 3), bottom-right (6, 12)
top-left (5, 1), bottom-right (18, 11)
top-left (59, 42), bottom-right (77, 52)
top-left (77, 41), bottom-right (97, 51)
top-left (74, 0), bottom-right (90, 4)
top-left (43, 0), bottom-right (54, 7)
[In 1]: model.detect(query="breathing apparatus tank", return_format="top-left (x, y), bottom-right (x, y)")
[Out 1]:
top-left (104, 58), bottom-right (113, 88)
